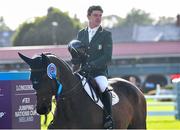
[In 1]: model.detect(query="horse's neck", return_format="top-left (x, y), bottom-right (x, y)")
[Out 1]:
top-left (56, 59), bottom-right (76, 89)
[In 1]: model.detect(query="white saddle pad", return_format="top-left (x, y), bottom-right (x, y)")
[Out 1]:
top-left (77, 73), bottom-right (119, 109)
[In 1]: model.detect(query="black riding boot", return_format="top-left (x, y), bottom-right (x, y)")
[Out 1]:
top-left (102, 89), bottom-right (113, 129)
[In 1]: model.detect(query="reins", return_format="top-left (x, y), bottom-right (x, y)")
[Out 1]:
top-left (49, 71), bottom-right (87, 125)
top-left (52, 73), bottom-right (87, 101)
top-left (49, 56), bottom-right (88, 101)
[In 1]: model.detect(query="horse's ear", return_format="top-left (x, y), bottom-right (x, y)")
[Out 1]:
top-left (18, 52), bottom-right (33, 66)
top-left (41, 53), bottom-right (49, 66)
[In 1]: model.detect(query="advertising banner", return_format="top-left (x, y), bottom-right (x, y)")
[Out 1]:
top-left (11, 80), bottom-right (40, 128)
top-left (0, 72), bottom-right (40, 129)
top-left (0, 81), bottom-right (12, 128)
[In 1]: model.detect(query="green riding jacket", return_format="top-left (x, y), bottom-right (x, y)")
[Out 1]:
top-left (77, 26), bottom-right (113, 77)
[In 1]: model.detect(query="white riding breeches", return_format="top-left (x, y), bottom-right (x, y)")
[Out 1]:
top-left (94, 75), bottom-right (108, 92)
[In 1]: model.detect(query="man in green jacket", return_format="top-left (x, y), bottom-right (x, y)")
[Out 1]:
top-left (68, 5), bottom-right (113, 129)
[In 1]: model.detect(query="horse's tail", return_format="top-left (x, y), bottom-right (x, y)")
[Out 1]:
top-left (109, 78), bottom-right (147, 129)
top-left (127, 86), bottom-right (147, 129)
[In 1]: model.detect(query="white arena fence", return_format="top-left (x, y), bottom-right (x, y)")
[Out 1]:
top-left (145, 82), bottom-right (180, 118)
top-left (145, 95), bottom-right (177, 116)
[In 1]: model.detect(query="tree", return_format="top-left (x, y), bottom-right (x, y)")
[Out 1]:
top-left (121, 8), bottom-right (154, 26)
top-left (13, 7), bottom-right (82, 46)
top-left (101, 15), bottom-right (124, 28)
top-left (156, 16), bottom-right (175, 25)
top-left (0, 16), bottom-right (11, 31)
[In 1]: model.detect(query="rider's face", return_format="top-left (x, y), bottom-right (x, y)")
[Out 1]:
top-left (88, 10), bottom-right (102, 28)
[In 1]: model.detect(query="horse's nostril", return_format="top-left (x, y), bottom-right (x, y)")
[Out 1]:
top-left (42, 106), bottom-right (48, 112)
top-left (37, 104), bottom-right (50, 115)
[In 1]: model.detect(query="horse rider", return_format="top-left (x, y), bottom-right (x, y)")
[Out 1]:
top-left (68, 5), bottom-right (113, 129)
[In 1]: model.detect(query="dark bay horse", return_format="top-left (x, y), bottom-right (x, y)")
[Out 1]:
top-left (18, 52), bottom-right (147, 129)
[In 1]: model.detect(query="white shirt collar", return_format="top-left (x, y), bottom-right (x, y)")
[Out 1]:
top-left (88, 25), bottom-right (100, 33)
top-left (88, 26), bottom-right (100, 42)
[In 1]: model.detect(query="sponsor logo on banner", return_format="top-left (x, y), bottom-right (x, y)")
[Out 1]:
top-left (0, 87), bottom-right (3, 96)
top-left (0, 112), bottom-right (5, 118)
top-left (16, 84), bottom-right (34, 91)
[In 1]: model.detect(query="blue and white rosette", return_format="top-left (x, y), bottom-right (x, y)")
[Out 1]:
top-left (47, 63), bottom-right (57, 79)
top-left (47, 63), bottom-right (62, 97)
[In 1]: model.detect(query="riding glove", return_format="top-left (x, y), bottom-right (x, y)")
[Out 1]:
top-left (81, 62), bottom-right (96, 72)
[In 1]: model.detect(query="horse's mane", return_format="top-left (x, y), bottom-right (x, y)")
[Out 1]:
top-left (44, 52), bottom-right (72, 72)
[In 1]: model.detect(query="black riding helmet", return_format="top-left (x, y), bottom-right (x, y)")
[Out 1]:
top-left (68, 40), bottom-right (86, 64)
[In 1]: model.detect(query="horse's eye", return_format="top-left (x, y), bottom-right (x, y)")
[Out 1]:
top-left (33, 80), bottom-right (39, 85)
top-left (31, 79), bottom-right (40, 90)
top-left (30, 71), bottom-right (44, 90)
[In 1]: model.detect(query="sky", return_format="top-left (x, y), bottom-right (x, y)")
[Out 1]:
top-left (0, 0), bottom-right (180, 30)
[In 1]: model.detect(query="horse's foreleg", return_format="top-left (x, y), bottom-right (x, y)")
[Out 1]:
top-left (48, 120), bottom-right (55, 129)
top-left (44, 114), bottom-right (47, 125)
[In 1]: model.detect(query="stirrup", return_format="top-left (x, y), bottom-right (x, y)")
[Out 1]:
top-left (103, 115), bottom-right (113, 129)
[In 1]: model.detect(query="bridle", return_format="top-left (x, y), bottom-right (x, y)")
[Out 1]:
top-left (31, 68), bottom-right (87, 101)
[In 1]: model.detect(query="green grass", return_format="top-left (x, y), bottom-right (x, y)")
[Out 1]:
top-left (147, 116), bottom-right (180, 129)
top-left (41, 99), bottom-right (180, 130)
top-left (147, 116), bottom-right (180, 130)
top-left (146, 99), bottom-right (180, 129)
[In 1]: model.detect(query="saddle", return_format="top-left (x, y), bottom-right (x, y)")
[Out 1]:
top-left (87, 76), bottom-right (114, 102)
top-left (75, 73), bottom-right (119, 108)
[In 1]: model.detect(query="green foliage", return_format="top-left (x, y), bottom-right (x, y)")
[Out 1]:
top-left (121, 8), bottom-right (154, 27)
top-left (102, 15), bottom-right (124, 28)
top-left (101, 8), bottom-right (155, 28)
top-left (156, 16), bottom-right (176, 25)
top-left (101, 8), bottom-right (176, 28)
top-left (164, 85), bottom-right (174, 90)
top-left (13, 7), bottom-right (82, 46)
top-left (12, 7), bottom-right (176, 46)
top-left (0, 16), bottom-right (11, 31)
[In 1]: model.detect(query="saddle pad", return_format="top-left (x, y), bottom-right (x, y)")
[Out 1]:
top-left (77, 73), bottom-right (119, 109)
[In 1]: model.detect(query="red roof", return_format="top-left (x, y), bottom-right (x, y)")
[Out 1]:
top-left (0, 45), bottom-right (70, 63)
top-left (0, 41), bottom-right (180, 63)
top-left (113, 41), bottom-right (180, 58)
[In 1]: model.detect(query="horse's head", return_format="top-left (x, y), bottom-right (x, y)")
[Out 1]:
top-left (18, 52), bottom-right (57, 115)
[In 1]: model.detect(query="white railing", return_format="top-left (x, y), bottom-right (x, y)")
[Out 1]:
top-left (145, 94), bottom-right (177, 116)
top-left (145, 84), bottom-right (177, 116)
top-left (145, 95), bottom-right (176, 100)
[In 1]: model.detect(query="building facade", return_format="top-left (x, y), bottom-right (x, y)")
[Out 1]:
top-left (0, 41), bottom-right (180, 92)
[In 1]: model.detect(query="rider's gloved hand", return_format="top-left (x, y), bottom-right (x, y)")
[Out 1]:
top-left (81, 63), bottom-right (92, 73)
